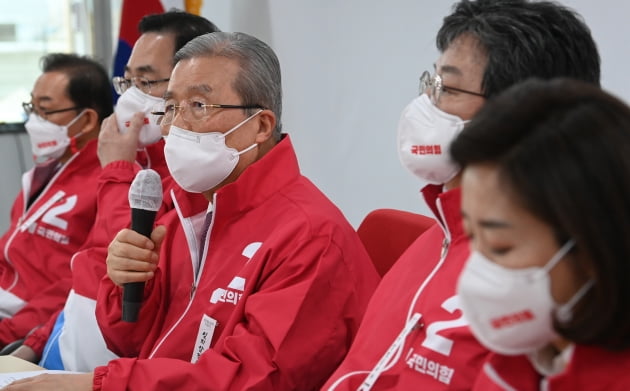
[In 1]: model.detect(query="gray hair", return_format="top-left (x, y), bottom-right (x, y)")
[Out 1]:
top-left (174, 32), bottom-right (283, 140)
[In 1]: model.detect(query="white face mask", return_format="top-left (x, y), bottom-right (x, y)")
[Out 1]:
top-left (164, 110), bottom-right (262, 193)
top-left (115, 86), bottom-right (164, 148)
top-left (397, 94), bottom-right (467, 185)
top-left (458, 240), bottom-right (593, 355)
top-left (25, 111), bottom-right (85, 164)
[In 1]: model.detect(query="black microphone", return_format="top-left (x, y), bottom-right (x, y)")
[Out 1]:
top-left (122, 169), bottom-right (163, 322)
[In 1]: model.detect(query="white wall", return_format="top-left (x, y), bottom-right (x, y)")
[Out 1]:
top-left (0, 1), bottom-right (627, 232)
top-left (0, 132), bottom-right (31, 231)
top-left (200, 0), bottom-right (630, 227)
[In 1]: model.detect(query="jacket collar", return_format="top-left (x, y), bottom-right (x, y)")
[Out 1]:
top-left (213, 134), bottom-right (299, 220)
top-left (173, 134), bottom-right (300, 222)
top-left (421, 183), bottom-right (464, 241)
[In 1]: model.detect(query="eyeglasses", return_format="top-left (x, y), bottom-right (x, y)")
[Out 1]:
top-left (22, 102), bottom-right (81, 119)
top-left (152, 100), bottom-right (264, 126)
top-left (419, 70), bottom-right (485, 105)
top-left (112, 76), bottom-right (170, 95)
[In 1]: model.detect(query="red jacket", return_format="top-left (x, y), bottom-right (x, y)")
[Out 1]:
top-left (25, 140), bottom-right (203, 372)
top-left (76, 139), bottom-right (171, 253)
top-left (0, 140), bottom-right (100, 345)
top-left (323, 185), bottom-right (490, 390)
top-left (94, 136), bottom-right (380, 391)
top-left (473, 345), bottom-right (630, 390)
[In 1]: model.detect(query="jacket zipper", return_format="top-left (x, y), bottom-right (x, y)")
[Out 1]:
top-left (148, 192), bottom-right (215, 359)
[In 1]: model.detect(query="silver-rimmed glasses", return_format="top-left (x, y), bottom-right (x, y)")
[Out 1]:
top-left (419, 70), bottom-right (485, 105)
top-left (151, 100), bottom-right (264, 126)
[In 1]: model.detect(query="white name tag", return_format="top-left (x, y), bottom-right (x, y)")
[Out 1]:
top-left (191, 314), bottom-right (217, 364)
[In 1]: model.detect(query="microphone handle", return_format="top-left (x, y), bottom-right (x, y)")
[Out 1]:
top-left (130, 208), bottom-right (157, 237)
top-left (122, 208), bottom-right (158, 322)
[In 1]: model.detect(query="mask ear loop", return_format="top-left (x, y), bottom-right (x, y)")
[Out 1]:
top-left (555, 279), bottom-right (594, 323)
top-left (541, 239), bottom-right (576, 274)
top-left (542, 239), bottom-right (592, 323)
top-left (222, 109), bottom-right (264, 138)
top-left (224, 109), bottom-right (264, 157)
top-left (70, 137), bottom-right (78, 154)
top-left (66, 109), bottom-right (88, 155)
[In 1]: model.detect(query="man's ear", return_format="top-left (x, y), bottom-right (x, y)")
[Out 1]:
top-left (254, 110), bottom-right (277, 143)
top-left (78, 108), bottom-right (100, 136)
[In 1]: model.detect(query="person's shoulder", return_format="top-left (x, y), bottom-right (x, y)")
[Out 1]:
top-left (78, 138), bottom-right (100, 162)
top-left (386, 223), bottom-right (446, 273)
top-left (65, 139), bottom-right (102, 175)
top-left (276, 176), bottom-right (353, 228)
top-left (565, 345), bottom-right (630, 389)
top-left (472, 353), bottom-right (538, 391)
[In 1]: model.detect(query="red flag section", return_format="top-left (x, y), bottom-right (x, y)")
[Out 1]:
top-left (112, 0), bottom-right (166, 102)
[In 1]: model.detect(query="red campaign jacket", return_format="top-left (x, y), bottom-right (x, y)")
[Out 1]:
top-left (72, 139), bottom-right (196, 304)
top-left (23, 144), bottom-right (164, 355)
top-left (94, 135), bottom-right (381, 391)
top-left (323, 185), bottom-right (490, 390)
top-left (76, 139), bottom-right (172, 253)
top-left (0, 139), bottom-right (100, 345)
top-left (24, 140), bottom-right (205, 370)
top-left (473, 345), bottom-right (630, 390)
top-left (68, 140), bottom-right (189, 306)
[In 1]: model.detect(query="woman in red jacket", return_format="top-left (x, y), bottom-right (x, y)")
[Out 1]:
top-left (450, 78), bottom-right (630, 391)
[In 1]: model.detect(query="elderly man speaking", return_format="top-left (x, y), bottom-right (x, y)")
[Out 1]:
top-left (5, 32), bottom-right (379, 391)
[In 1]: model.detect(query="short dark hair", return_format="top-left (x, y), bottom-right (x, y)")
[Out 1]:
top-left (437, 0), bottom-right (600, 98)
top-left (451, 78), bottom-right (630, 350)
top-left (138, 10), bottom-right (220, 60)
top-left (41, 53), bottom-right (113, 122)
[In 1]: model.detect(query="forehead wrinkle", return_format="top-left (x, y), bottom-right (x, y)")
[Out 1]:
top-left (187, 84), bottom-right (212, 95)
top-left (163, 84), bottom-right (212, 101)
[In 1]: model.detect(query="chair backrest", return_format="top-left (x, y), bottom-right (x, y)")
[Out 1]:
top-left (357, 208), bottom-right (436, 277)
